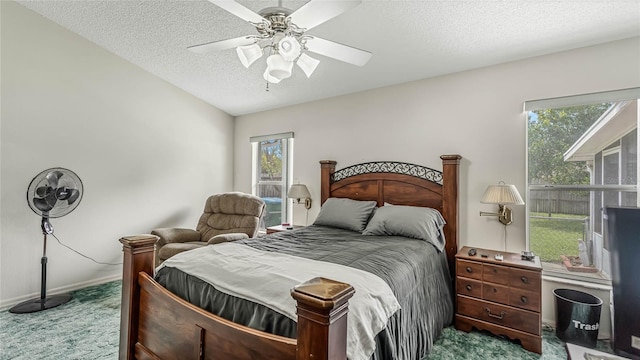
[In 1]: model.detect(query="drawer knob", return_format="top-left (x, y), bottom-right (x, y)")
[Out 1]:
top-left (466, 285), bottom-right (472, 291)
top-left (485, 308), bottom-right (506, 320)
top-left (521, 296), bottom-right (528, 304)
top-left (466, 267), bottom-right (472, 273)
top-left (493, 268), bottom-right (497, 273)
top-left (492, 288), bottom-right (497, 293)
top-left (521, 276), bottom-right (529, 284)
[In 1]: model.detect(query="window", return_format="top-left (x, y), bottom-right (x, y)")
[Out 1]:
top-left (525, 88), bottom-right (639, 283)
top-left (250, 132), bottom-right (293, 230)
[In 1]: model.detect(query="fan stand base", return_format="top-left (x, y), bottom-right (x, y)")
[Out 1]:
top-left (8, 293), bottom-right (72, 314)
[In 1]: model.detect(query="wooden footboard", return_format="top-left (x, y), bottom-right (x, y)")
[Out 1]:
top-left (119, 235), bottom-right (355, 360)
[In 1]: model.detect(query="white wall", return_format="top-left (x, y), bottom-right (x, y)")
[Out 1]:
top-left (0, 2), bottom-right (234, 308)
top-left (234, 37), bottom-right (640, 337)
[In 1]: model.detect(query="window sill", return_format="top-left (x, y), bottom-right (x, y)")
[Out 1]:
top-left (542, 262), bottom-right (612, 290)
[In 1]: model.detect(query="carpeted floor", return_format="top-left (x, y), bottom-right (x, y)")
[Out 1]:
top-left (0, 280), bottom-right (613, 359)
top-left (0, 281), bottom-right (121, 359)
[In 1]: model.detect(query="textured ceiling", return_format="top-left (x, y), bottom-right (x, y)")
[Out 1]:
top-left (16, 0), bottom-right (640, 116)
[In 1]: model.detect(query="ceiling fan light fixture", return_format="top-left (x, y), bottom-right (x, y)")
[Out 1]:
top-left (278, 36), bottom-right (301, 62)
top-left (266, 54), bottom-right (293, 81)
top-left (236, 43), bottom-right (263, 68)
top-left (192, 0), bottom-right (372, 85)
top-left (263, 68), bottom-right (281, 83)
top-left (296, 53), bottom-right (320, 77)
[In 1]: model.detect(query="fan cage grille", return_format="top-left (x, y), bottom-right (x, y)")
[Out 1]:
top-left (27, 167), bottom-right (83, 219)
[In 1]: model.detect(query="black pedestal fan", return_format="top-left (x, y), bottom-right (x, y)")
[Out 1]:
top-left (9, 168), bottom-right (83, 314)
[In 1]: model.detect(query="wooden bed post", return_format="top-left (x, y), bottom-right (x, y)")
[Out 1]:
top-left (440, 154), bottom-right (462, 278)
top-left (291, 277), bottom-right (355, 360)
top-left (319, 160), bottom-right (337, 205)
top-left (119, 235), bottom-right (157, 360)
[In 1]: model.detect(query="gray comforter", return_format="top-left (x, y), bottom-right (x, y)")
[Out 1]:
top-left (156, 225), bottom-right (454, 360)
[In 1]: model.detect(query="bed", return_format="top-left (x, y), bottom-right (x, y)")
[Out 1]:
top-left (118, 154), bottom-right (462, 360)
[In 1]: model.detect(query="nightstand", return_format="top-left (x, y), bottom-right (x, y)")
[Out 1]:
top-left (455, 246), bottom-right (542, 354)
top-left (266, 225), bottom-right (304, 234)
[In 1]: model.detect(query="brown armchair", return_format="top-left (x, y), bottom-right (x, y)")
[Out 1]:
top-left (152, 192), bottom-right (266, 266)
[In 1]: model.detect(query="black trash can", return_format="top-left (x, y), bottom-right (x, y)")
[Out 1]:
top-left (553, 288), bottom-right (603, 348)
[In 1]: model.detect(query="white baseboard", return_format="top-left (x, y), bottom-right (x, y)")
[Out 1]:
top-left (0, 274), bottom-right (121, 311)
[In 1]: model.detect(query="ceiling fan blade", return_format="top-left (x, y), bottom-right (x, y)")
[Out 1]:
top-left (188, 36), bottom-right (256, 54)
top-left (305, 37), bottom-right (372, 66)
top-left (208, 0), bottom-right (264, 24)
top-left (289, 0), bottom-right (361, 31)
top-left (46, 171), bottom-right (63, 188)
top-left (33, 197), bottom-right (54, 213)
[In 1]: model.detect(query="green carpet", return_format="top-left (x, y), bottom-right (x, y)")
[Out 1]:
top-left (0, 280), bottom-right (613, 359)
top-left (427, 326), bottom-right (563, 360)
top-left (0, 281), bottom-right (121, 359)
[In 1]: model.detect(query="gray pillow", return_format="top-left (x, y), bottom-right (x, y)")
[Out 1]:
top-left (362, 204), bottom-right (447, 252)
top-left (313, 198), bottom-right (378, 232)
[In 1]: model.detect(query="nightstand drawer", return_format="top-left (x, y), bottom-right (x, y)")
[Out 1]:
top-left (457, 277), bottom-right (482, 298)
top-left (457, 259), bottom-right (483, 280)
top-left (483, 263), bottom-right (509, 284)
top-left (509, 267), bottom-right (541, 291)
top-left (482, 282), bottom-right (509, 304)
top-left (508, 288), bottom-right (540, 312)
top-left (457, 295), bottom-right (540, 335)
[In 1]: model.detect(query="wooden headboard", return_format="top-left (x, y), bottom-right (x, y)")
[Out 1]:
top-left (319, 155), bottom-right (462, 277)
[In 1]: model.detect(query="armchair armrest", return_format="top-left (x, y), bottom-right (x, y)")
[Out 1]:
top-left (151, 228), bottom-right (201, 248)
top-left (207, 232), bottom-right (249, 245)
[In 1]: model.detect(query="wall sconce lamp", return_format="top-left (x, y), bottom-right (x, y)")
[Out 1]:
top-left (479, 181), bottom-right (525, 225)
top-left (287, 184), bottom-right (312, 209)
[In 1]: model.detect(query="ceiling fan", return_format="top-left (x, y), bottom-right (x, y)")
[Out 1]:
top-left (188, 0), bottom-right (372, 84)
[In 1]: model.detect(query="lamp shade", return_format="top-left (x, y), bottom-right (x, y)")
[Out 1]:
top-left (266, 54), bottom-right (293, 82)
top-left (236, 43), bottom-right (263, 68)
top-left (263, 68), bottom-right (282, 83)
top-left (480, 183), bottom-right (525, 205)
top-left (287, 184), bottom-right (311, 200)
top-left (278, 36), bottom-right (301, 62)
top-left (296, 53), bottom-right (320, 78)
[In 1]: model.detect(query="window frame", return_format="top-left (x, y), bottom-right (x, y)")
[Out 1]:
top-left (250, 132), bottom-right (294, 230)
top-left (525, 88), bottom-right (640, 285)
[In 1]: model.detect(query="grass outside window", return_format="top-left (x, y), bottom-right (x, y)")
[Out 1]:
top-left (529, 212), bottom-right (587, 264)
